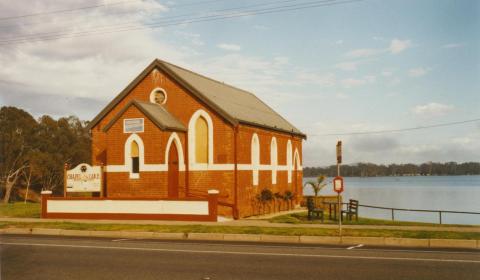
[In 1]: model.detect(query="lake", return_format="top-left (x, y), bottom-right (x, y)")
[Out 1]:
top-left (302, 175), bottom-right (480, 225)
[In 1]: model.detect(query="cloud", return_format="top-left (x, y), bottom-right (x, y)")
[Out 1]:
top-left (335, 40), bottom-right (344, 45)
top-left (412, 102), bottom-right (454, 117)
top-left (352, 135), bottom-right (399, 152)
top-left (381, 70), bottom-right (393, 77)
top-left (335, 61), bottom-right (358, 71)
top-left (345, 48), bottom-right (382, 58)
top-left (341, 75), bottom-right (375, 88)
top-left (217, 43), bottom-right (242, 51)
top-left (408, 67), bottom-right (429, 77)
top-left (388, 39), bottom-right (411, 54)
top-left (253, 25), bottom-right (269, 31)
top-left (345, 38), bottom-right (411, 58)
top-left (442, 43), bottom-right (464, 49)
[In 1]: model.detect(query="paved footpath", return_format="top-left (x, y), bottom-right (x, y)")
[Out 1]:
top-left (1, 216), bottom-right (479, 232)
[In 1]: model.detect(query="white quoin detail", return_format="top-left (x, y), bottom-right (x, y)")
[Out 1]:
top-left (251, 133), bottom-right (260, 186)
top-left (271, 137), bottom-right (278, 184)
top-left (287, 139), bottom-right (292, 183)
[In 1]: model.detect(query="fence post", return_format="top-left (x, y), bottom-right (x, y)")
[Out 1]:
top-left (391, 208), bottom-right (394, 221)
top-left (439, 211), bottom-right (442, 224)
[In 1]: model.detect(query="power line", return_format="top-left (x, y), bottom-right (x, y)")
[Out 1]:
top-left (0, 0), bottom-right (228, 28)
top-left (0, 0), bottom-right (143, 21)
top-left (0, 0), bottom-right (362, 45)
top-left (310, 118), bottom-right (480, 137)
top-left (0, 0), bottom-right (303, 41)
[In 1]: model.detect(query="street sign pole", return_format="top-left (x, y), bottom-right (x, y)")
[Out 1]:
top-left (336, 141), bottom-right (342, 237)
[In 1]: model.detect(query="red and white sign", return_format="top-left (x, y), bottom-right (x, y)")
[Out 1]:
top-left (66, 163), bottom-right (102, 192)
top-left (333, 176), bottom-right (344, 193)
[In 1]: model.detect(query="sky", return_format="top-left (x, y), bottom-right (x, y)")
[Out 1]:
top-left (0, 0), bottom-right (479, 167)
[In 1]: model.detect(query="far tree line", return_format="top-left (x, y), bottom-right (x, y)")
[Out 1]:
top-left (0, 106), bottom-right (91, 203)
top-left (303, 162), bottom-right (480, 178)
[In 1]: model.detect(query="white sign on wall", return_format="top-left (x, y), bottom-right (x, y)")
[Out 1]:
top-left (124, 118), bottom-right (144, 133)
top-left (66, 163), bottom-right (102, 192)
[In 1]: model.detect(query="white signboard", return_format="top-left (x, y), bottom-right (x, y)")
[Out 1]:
top-left (124, 118), bottom-right (144, 133)
top-left (66, 163), bottom-right (102, 192)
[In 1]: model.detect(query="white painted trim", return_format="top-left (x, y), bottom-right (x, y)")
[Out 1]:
top-left (189, 163), bottom-right (235, 171)
top-left (287, 140), bottom-right (293, 183)
top-left (149, 87), bottom-right (167, 105)
top-left (165, 132), bottom-right (186, 171)
top-left (270, 137), bottom-right (278, 185)
top-left (294, 148), bottom-right (301, 171)
top-left (125, 134), bottom-right (144, 179)
top-left (251, 133), bottom-right (260, 186)
top-left (106, 163), bottom-right (300, 173)
top-left (188, 109), bottom-right (214, 168)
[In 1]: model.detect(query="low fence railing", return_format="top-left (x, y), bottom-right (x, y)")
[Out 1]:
top-left (358, 204), bottom-right (480, 224)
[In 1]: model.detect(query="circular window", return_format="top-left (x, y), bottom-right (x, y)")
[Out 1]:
top-left (149, 88), bottom-right (167, 105)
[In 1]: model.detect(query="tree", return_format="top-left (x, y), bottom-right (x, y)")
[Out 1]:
top-left (0, 107), bottom-right (37, 203)
top-left (304, 175), bottom-right (327, 197)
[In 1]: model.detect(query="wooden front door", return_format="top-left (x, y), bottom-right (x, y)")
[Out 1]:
top-left (168, 143), bottom-right (179, 198)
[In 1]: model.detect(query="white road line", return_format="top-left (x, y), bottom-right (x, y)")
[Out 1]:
top-left (347, 244), bottom-right (364, 250)
top-left (2, 242), bottom-right (479, 264)
top-left (3, 236), bottom-right (478, 256)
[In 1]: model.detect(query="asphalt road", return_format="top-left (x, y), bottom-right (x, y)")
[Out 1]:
top-left (1, 235), bottom-right (479, 280)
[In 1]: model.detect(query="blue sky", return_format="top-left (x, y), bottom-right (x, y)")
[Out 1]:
top-left (0, 0), bottom-right (478, 166)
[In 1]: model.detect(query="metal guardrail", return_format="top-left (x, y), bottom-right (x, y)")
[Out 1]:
top-left (358, 204), bottom-right (480, 224)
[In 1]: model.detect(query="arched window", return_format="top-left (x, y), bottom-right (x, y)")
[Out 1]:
top-left (195, 117), bottom-right (208, 164)
top-left (287, 140), bottom-right (292, 183)
top-left (251, 133), bottom-right (260, 186)
top-left (188, 109), bottom-right (214, 168)
top-left (125, 133), bottom-right (144, 179)
top-left (131, 141), bottom-right (140, 174)
top-left (270, 137), bottom-right (278, 184)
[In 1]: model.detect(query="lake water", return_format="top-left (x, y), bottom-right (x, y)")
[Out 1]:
top-left (302, 175), bottom-right (480, 225)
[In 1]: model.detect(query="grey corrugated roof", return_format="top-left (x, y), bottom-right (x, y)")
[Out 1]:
top-left (89, 59), bottom-right (306, 138)
top-left (103, 100), bottom-right (186, 132)
top-left (161, 61), bottom-right (305, 137)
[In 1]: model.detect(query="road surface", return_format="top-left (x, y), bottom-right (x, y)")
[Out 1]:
top-left (1, 234), bottom-right (479, 279)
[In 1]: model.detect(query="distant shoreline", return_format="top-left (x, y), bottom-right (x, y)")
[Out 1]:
top-left (303, 174), bottom-right (480, 178)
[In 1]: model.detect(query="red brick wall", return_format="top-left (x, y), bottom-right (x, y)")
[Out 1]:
top-left (235, 124), bottom-right (303, 218)
top-left (91, 66), bottom-right (303, 218)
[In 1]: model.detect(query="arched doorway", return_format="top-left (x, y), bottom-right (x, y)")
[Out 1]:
top-left (168, 142), bottom-right (179, 198)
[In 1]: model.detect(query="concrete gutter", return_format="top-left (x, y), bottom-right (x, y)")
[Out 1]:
top-left (1, 228), bottom-right (478, 250)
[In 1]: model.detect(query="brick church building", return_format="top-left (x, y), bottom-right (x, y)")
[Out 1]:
top-left (87, 59), bottom-right (306, 218)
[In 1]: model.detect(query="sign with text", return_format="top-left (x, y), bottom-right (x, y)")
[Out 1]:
top-left (66, 163), bottom-right (102, 192)
top-left (336, 141), bottom-right (342, 164)
top-left (333, 176), bottom-right (344, 193)
top-left (124, 118), bottom-right (144, 133)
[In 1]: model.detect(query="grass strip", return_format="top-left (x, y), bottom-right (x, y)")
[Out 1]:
top-left (1, 221), bottom-right (479, 240)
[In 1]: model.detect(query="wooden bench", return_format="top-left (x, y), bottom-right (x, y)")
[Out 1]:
top-left (307, 197), bottom-right (324, 222)
top-left (341, 199), bottom-right (359, 221)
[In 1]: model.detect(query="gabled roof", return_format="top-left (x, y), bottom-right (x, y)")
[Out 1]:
top-left (103, 99), bottom-right (186, 132)
top-left (88, 59), bottom-right (306, 138)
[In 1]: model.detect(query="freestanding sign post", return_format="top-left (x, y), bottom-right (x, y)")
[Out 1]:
top-left (333, 176), bottom-right (344, 236)
top-left (335, 140), bottom-right (343, 236)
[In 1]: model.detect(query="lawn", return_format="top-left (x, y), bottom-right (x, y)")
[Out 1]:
top-left (269, 211), bottom-right (476, 227)
top-left (1, 221), bottom-right (479, 240)
top-left (0, 203), bottom-right (41, 218)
